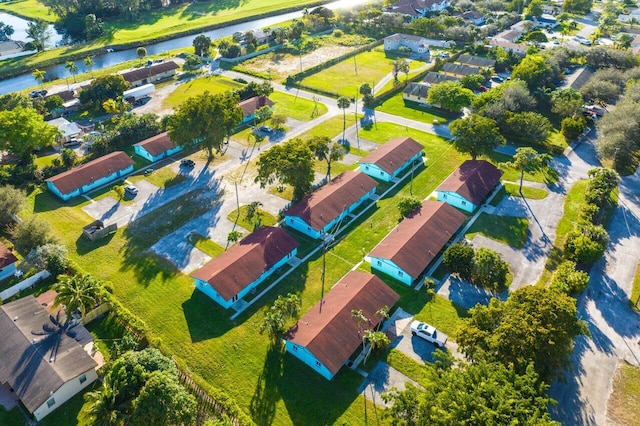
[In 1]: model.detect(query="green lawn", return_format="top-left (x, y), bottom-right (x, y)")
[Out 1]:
top-left (17, 122), bottom-right (468, 425)
top-left (630, 264), bottom-right (640, 312)
top-left (484, 151), bottom-right (558, 185)
top-left (303, 113), bottom-right (363, 142)
top-left (187, 233), bottom-right (225, 258)
top-left (0, 0), bottom-right (57, 21)
top-left (299, 48), bottom-right (422, 98)
top-left (358, 121), bottom-right (447, 146)
top-left (607, 362), bottom-right (640, 426)
top-left (490, 183), bottom-right (548, 206)
top-left (385, 349), bottom-right (431, 387)
top-left (465, 212), bottom-right (529, 249)
top-left (227, 205), bottom-right (278, 232)
top-left (376, 93), bottom-right (454, 124)
top-left (33, 149), bottom-right (59, 169)
top-left (270, 90), bottom-right (328, 122)
top-left (163, 75), bottom-right (245, 109)
top-left (129, 167), bottom-right (186, 189)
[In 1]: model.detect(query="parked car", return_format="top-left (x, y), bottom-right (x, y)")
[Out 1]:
top-left (490, 75), bottom-right (504, 83)
top-left (181, 159), bottom-right (195, 167)
top-left (63, 138), bottom-right (82, 148)
top-left (410, 320), bottom-right (448, 347)
top-left (29, 89), bottom-right (47, 98)
top-left (478, 85), bottom-right (488, 92)
top-left (144, 168), bottom-right (154, 176)
top-left (254, 125), bottom-right (273, 134)
top-left (125, 185), bottom-right (138, 195)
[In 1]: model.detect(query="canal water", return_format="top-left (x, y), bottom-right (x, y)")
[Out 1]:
top-left (0, 0), bottom-right (369, 95)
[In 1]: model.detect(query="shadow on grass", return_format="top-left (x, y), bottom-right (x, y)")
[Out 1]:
top-left (181, 289), bottom-right (236, 342)
top-left (75, 231), bottom-right (116, 255)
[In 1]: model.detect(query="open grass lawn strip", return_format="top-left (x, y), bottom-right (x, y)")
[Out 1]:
top-left (385, 349), bottom-right (431, 387)
top-left (630, 264), bottom-right (640, 312)
top-left (376, 93), bottom-right (455, 124)
top-left (607, 361), bottom-right (640, 426)
top-left (129, 167), bottom-right (186, 189)
top-left (226, 205), bottom-right (277, 232)
top-left (269, 90), bottom-right (328, 122)
top-left (465, 213), bottom-right (529, 249)
top-left (187, 233), bottom-right (225, 259)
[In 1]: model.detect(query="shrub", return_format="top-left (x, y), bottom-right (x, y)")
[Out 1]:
top-left (10, 217), bottom-right (57, 255)
top-left (561, 115), bottom-right (587, 142)
top-left (333, 29), bottom-right (344, 37)
top-left (551, 261), bottom-right (589, 294)
top-left (564, 230), bottom-right (607, 264)
top-left (443, 243), bottom-right (475, 281)
top-left (0, 185), bottom-right (26, 230)
top-left (397, 196), bottom-right (422, 219)
top-left (471, 248), bottom-right (510, 291)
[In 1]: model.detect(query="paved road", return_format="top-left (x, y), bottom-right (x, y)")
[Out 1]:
top-left (549, 168), bottom-right (640, 426)
top-left (359, 362), bottom-right (419, 408)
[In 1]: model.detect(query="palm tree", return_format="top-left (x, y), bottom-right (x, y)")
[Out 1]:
top-left (84, 375), bottom-right (126, 426)
top-left (53, 274), bottom-right (101, 318)
top-left (337, 96), bottom-right (351, 143)
top-left (351, 309), bottom-right (369, 352)
top-left (363, 330), bottom-right (390, 364)
top-left (259, 309), bottom-right (285, 343)
top-left (84, 56), bottom-right (94, 78)
top-left (32, 68), bottom-right (46, 90)
top-left (65, 61), bottom-right (78, 83)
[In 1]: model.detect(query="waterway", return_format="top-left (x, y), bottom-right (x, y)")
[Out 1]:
top-left (0, 0), bottom-right (370, 95)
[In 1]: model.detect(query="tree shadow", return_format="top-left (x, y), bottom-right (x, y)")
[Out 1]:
top-left (181, 289), bottom-right (235, 342)
top-left (249, 344), bottom-right (283, 426)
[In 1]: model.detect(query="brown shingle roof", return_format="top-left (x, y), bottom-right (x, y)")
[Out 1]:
top-left (120, 61), bottom-right (179, 84)
top-left (45, 90), bottom-right (75, 103)
top-left (370, 201), bottom-right (466, 278)
top-left (437, 160), bottom-right (503, 205)
top-left (190, 227), bottom-right (299, 301)
top-left (359, 137), bottom-right (423, 175)
top-left (238, 96), bottom-right (274, 118)
top-left (286, 271), bottom-right (399, 376)
top-left (285, 171), bottom-right (378, 231)
top-left (0, 242), bottom-right (18, 269)
top-left (46, 151), bottom-right (134, 196)
top-left (133, 132), bottom-right (176, 157)
top-left (0, 297), bottom-right (96, 413)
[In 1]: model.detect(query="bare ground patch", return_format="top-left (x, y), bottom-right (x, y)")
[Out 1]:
top-left (240, 45), bottom-right (354, 77)
top-left (606, 361), bottom-right (640, 426)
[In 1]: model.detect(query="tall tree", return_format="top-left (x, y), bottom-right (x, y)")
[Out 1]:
top-left (84, 56), bottom-right (94, 77)
top-left (456, 285), bottom-right (589, 381)
top-left (65, 60), bottom-right (78, 83)
top-left (427, 82), bottom-right (475, 112)
top-left (309, 135), bottom-right (345, 180)
top-left (449, 114), bottom-right (505, 159)
top-left (505, 147), bottom-right (552, 194)
top-left (136, 46), bottom-right (147, 65)
top-left (511, 54), bottom-right (554, 89)
top-left (11, 216), bottom-right (56, 255)
top-left (79, 75), bottom-right (129, 112)
top-left (0, 107), bottom-right (59, 162)
top-left (130, 371), bottom-right (197, 426)
top-left (168, 91), bottom-right (243, 159)
top-left (84, 374), bottom-right (127, 426)
top-left (551, 88), bottom-right (584, 119)
top-left (337, 96), bottom-right (351, 142)
top-left (32, 68), bottom-right (46, 90)
top-left (391, 57), bottom-right (409, 82)
top-left (0, 185), bottom-right (25, 230)
top-left (193, 34), bottom-right (212, 57)
top-left (53, 274), bottom-right (102, 317)
top-left (255, 138), bottom-right (315, 200)
top-left (26, 19), bottom-right (51, 51)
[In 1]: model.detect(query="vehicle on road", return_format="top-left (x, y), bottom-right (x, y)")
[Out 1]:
top-left (491, 75), bottom-right (504, 83)
top-left (29, 90), bottom-right (47, 98)
top-left (125, 185), bottom-right (138, 195)
top-left (410, 320), bottom-right (448, 347)
top-left (181, 159), bottom-right (195, 167)
top-left (254, 125), bottom-right (273, 134)
top-left (144, 168), bottom-right (154, 176)
top-left (63, 138), bottom-right (82, 148)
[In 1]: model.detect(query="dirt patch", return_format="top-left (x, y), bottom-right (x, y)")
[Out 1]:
top-left (241, 45), bottom-right (354, 77)
top-left (606, 360), bottom-right (640, 426)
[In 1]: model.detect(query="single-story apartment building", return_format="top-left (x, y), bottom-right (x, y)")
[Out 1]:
top-left (285, 271), bottom-right (399, 380)
top-left (359, 137), bottom-right (424, 182)
top-left (0, 242), bottom-right (18, 282)
top-left (45, 90), bottom-right (80, 118)
top-left (368, 201), bottom-right (466, 285)
top-left (440, 62), bottom-right (480, 77)
top-left (191, 226), bottom-right (299, 309)
top-left (402, 82), bottom-right (430, 105)
top-left (239, 96), bottom-right (275, 124)
top-left (0, 295), bottom-right (99, 421)
top-left (284, 171), bottom-right (378, 239)
top-left (423, 71), bottom-right (459, 85)
top-left (133, 132), bottom-right (183, 163)
top-left (456, 54), bottom-right (496, 69)
top-left (120, 61), bottom-right (179, 87)
top-left (46, 151), bottom-right (134, 201)
top-left (488, 39), bottom-right (528, 56)
top-left (435, 160), bottom-right (503, 213)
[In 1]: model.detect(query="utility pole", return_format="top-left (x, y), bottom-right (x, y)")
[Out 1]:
top-left (355, 87), bottom-right (360, 149)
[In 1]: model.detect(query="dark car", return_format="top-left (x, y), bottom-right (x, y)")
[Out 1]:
top-left (29, 89), bottom-right (47, 98)
top-left (181, 159), bottom-right (195, 167)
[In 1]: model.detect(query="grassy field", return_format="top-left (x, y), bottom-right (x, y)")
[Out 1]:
top-left (490, 183), bottom-right (548, 206)
top-left (227, 205), bottom-right (278, 232)
top-left (465, 213), bottom-right (529, 249)
top-left (303, 113), bottom-right (363, 142)
top-left (15, 121), bottom-right (469, 424)
top-left (187, 233), bottom-right (225, 258)
top-left (0, 0), bottom-right (56, 21)
top-left (376, 93), bottom-right (455, 124)
top-left (484, 150), bottom-right (558, 185)
top-left (0, 0), bottom-right (323, 76)
top-left (630, 264), bottom-right (640, 312)
top-left (299, 48), bottom-right (423, 98)
top-left (129, 167), bottom-right (186, 189)
top-left (270, 90), bottom-right (328, 121)
top-left (607, 361), bottom-right (640, 426)
top-left (162, 75), bottom-right (245, 109)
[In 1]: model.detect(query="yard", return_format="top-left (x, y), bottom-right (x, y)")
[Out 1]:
top-left (630, 263), bottom-right (640, 312)
top-left (465, 212), bottom-right (529, 249)
top-left (15, 120), bottom-right (469, 425)
top-left (607, 361), bottom-right (640, 426)
top-left (376, 93), bottom-right (455, 124)
top-left (489, 183), bottom-right (548, 206)
top-left (298, 48), bottom-right (425, 98)
top-left (162, 75), bottom-right (245, 109)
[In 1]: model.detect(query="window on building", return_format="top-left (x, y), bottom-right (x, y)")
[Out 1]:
top-left (462, 201), bottom-right (467, 205)
top-left (365, 166), bottom-right (369, 170)
top-left (398, 271), bottom-right (404, 277)
top-left (232, 295), bottom-right (238, 302)
top-left (47, 398), bottom-right (56, 408)
top-left (377, 260), bottom-right (382, 266)
top-left (315, 361), bottom-right (321, 367)
top-left (293, 346), bottom-right (298, 351)
top-left (79, 374), bottom-right (87, 384)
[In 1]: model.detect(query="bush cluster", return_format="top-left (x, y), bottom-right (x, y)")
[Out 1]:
top-left (443, 244), bottom-right (510, 291)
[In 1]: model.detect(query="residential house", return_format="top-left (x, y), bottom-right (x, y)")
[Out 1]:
top-left (402, 82), bottom-right (430, 105)
top-left (44, 90), bottom-right (80, 117)
top-left (488, 39), bottom-right (528, 56)
top-left (47, 117), bottom-right (82, 143)
top-left (456, 54), bottom-right (496, 69)
top-left (618, 9), bottom-right (640, 24)
top-left (285, 271), bottom-right (399, 380)
top-left (120, 61), bottom-right (179, 87)
top-left (435, 160), bottom-right (503, 213)
top-left (250, 28), bottom-right (270, 45)
top-left (534, 14), bottom-right (559, 29)
top-left (542, 4), bottom-right (562, 15)
top-left (0, 242), bottom-right (18, 282)
top-left (359, 137), bottom-right (424, 182)
top-left (191, 227), bottom-right (299, 309)
top-left (511, 20), bottom-right (535, 34)
top-left (0, 295), bottom-right (99, 421)
top-left (239, 96), bottom-right (275, 124)
top-left (423, 71), bottom-right (459, 84)
top-left (383, 34), bottom-right (431, 59)
top-left (284, 171), bottom-right (378, 239)
top-left (133, 132), bottom-right (183, 163)
top-left (46, 151), bottom-right (134, 201)
top-left (460, 10), bottom-right (485, 26)
top-left (369, 201), bottom-right (466, 285)
top-left (383, 0), bottom-right (451, 19)
top-left (441, 62), bottom-right (480, 77)
top-left (494, 29), bottom-right (521, 43)
top-left (561, 66), bottom-right (594, 91)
